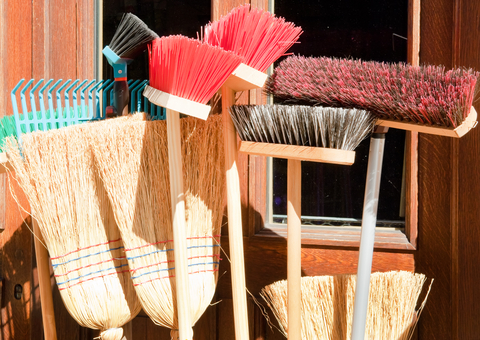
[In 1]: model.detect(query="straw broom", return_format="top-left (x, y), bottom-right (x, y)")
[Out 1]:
top-left (88, 113), bottom-right (225, 339)
top-left (5, 124), bottom-right (142, 340)
top-left (260, 271), bottom-right (432, 340)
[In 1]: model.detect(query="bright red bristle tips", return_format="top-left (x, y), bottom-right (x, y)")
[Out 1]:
top-left (265, 55), bottom-right (480, 128)
top-left (148, 35), bottom-right (243, 105)
top-left (203, 4), bottom-right (302, 73)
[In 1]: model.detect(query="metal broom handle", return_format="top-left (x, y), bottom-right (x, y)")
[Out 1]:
top-left (351, 127), bottom-right (388, 340)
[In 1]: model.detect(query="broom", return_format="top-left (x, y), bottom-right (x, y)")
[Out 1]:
top-left (264, 55), bottom-right (479, 339)
top-left (203, 6), bottom-right (302, 339)
top-left (230, 104), bottom-right (376, 340)
top-left (89, 113), bottom-right (225, 340)
top-left (141, 35), bottom-right (241, 340)
top-left (260, 271), bottom-right (433, 340)
top-left (103, 13), bottom-right (158, 116)
top-left (5, 124), bottom-right (142, 340)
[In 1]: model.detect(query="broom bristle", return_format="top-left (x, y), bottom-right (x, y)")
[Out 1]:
top-left (148, 35), bottom-right (243, 104)
top-left (229, 104), bottom-right (376, 150)
top-left (5, 126), bottom-right (142, 339)
top-left (109, 13), bottom-right (158, 59)
top-left (204, 4), bottom-right (302, 73)
top-left (265, 55), bottom-right (480, 128)
top-left (261, 271), bottom-right (432, 340)
top-left (89, 113), bottom-right (225, 330)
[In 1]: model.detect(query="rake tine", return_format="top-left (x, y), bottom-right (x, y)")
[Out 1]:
top-left (94, 80), bottom-right (106, 119)
top-left (39, 79), bottom-right (53, 121)
top-left (65, 80), bottom-right (79, 126)
top-left (20, 80), bottom-right (34, 133)
top-left (81, 80), bottom-right (96, 119)
top-left (48, 80), bottom-right (62, 129)
top-left (98, 79), bottom-right (112, 119)
top-left (56, 80), bottom-right (71, 126)
top-left (130, 80), bottom-right (148, 113)
top-left (89, 80), bottom-right (104, 119)
top-left (11, 79), bottom-right (25, 142)
top-left (73, 80), bottom-right (88, 124)
top-left (29, 79), bottom-right (45, 131)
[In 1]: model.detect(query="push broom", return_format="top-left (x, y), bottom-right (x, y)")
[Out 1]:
top-left (265, 55), bottom-right (479, 339)
top-left (141, 35), bottom-right (242, 340)
top-left (103, 13), bottom-right (158, 116)
top-left (5, 124), bottom-right (142, 340)
top-left (260, 271), bottom-right (432, 340)
top-left (229, 104), bottom-right (376, 340)
top-left (203, 6), bottom-right (302, 339)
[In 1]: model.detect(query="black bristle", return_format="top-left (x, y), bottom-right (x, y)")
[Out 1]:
top-left (229, 105), bottom-right (377, 151)
top-left (109, 13), bottom-right (159, 59)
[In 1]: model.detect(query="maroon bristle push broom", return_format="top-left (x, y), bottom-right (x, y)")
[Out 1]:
top-left (143, 35), bottom-right (242, 340)
top-left (265, 55), bottom-right (479, 340)
top-left (203, 5), bottom-right (302, 340)
top-left (265, 55), bottom-right (479, 137)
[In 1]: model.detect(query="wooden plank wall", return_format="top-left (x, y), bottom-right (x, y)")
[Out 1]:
top-left (416, 0), bottom-right (480, 339)
top-left (0, 0), bottom-right (94, 339)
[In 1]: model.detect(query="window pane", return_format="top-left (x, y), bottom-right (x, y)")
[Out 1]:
top-left (272, 0), bottom-right (408, 226)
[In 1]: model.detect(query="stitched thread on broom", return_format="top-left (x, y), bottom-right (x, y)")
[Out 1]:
top-left (50, 238), bottom-right (123, 260)
top-left (130, 254), bottom-right (220, 273)
top-left (58, 269), bottom-right (132, 291)
top-left (56, 263), bottom-right (130, 285)
top-left (54, 256), bottom-right (128, 277)
top-left (51, 246), bottom-right (125, 268)
top-left (125, 244), bottom-right (220, 261)
top-left (130, 262), bottom-right (219, 280)
top-left (124, 235), bottom-right (220, 252)
top-left (133, 269), bottom-right (220, 287)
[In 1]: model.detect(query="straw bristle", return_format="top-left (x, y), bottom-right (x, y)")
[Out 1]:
top-left (109, 13), bottom-right (159, 59)
top-left (204, 4), bottom-right (302, 72)
top-left (261, 271), bottom-right (432, 340)
top-left (89, 113), bottom-right (225, 330)
top-left (229, 105), bottom-right (376, 150)
top-left (265, 55), bottom-right (480, 128)
top-left (5, 126), bottom-right (141, 339)
top-left (148, 35), bottom-right (243, 104)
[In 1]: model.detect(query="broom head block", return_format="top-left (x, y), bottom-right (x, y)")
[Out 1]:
top-left (224, 63), bottom-right (268, 91)
top-left (239, 141), bottom-right (355, 165)
top-left (377, 106), bottom-right (477, 138)
top-left (143, 85), bottom-right (211, 120)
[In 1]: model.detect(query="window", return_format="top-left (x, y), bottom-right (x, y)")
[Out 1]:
top-left (269, 0), bottom-right (409, 230)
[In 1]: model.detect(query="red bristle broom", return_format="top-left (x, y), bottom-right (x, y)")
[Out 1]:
top-left (203, 5), bottom-right (302, 340)
top-left (143, 35), bottom-right (242, 340)
top-left (265, 55), bottom-right (479, 340)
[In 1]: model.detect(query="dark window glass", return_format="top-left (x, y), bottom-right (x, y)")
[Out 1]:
top-left (272, 0), bottom-right (408, 225)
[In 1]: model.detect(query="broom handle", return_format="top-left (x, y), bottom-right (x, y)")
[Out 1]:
top-left (351, 129), bottom-right (387, 340)
top-left (166, 108), bottom-right (193, 340)
top-left (287, 159), bottom-right (302, 340)
top-left (222, 86), bottom-right (250, 340)
top-left (33, 218), bottom-right (57, 340)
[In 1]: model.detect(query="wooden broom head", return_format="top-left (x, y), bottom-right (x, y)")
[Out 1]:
top-left (88, 113), bottom-right (225, 331)
top-left (260, 271), bottom-right (432, 340)
top-left (5, 127), bottom-right (142, 340)
top-left (147, 35), bottom-right (243, 118)
top-left (229, 104), bottom-right (377, 164)
top-left (265, 55), bottom-right (480, 137)
top-left (203, 4), bottom-right (303, 73)
top-left (108, 13), bottom-right (158, 59)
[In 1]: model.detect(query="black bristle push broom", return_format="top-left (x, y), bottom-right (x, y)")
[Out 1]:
top-left (142, 35), bottom-right (242, 340)
top-left (203, 6), bottom-right (302, 339)
top-left (103, 13), bottom-right (158, 116)
top-left (265, 55), bottom-right (479, 339)
top-left (229, 104), bottom-right (377, 340)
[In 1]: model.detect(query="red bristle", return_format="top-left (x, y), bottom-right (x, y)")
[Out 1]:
top-left (204, 4), bottom-right (302, 73)
top-left (265, 56), bottom-right (479, 128)
top-left (148, 35), bottom-right (243, 104)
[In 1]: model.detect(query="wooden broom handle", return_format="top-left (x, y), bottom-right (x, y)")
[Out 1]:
top-left (166, 109), bottom-right (193, 340)
top-left (287, 160), bottom-right (302, 340)
top-left (222, 86), bottom-right (250, 340)
top-left (32, 218), bottom-right (57, 340)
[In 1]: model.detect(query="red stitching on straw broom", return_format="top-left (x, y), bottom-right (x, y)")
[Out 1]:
top-left (50, 238), bottom-right (123, 260)
top-left (58, 269), bottom-right (131, 291)
top-left (54, 256), bottom-right (128, 277)
top-left (132, 269), bottom-right (219, 287)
